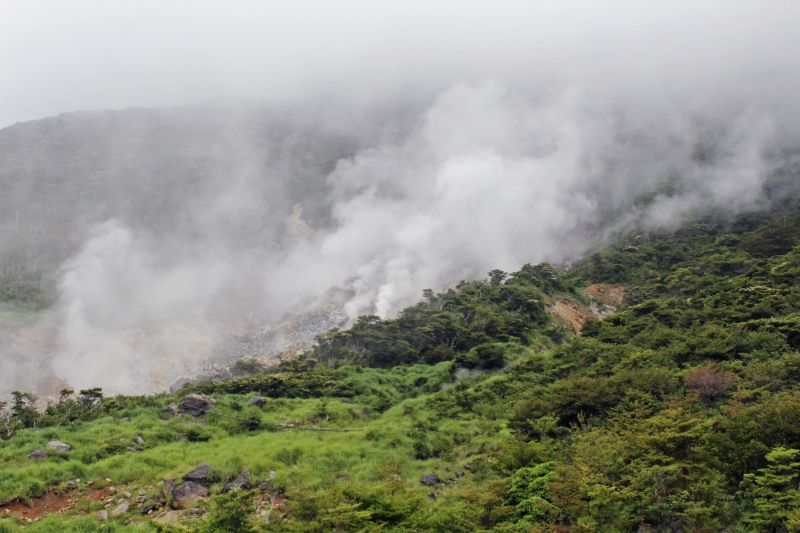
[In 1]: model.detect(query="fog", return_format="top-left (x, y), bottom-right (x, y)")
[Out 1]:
top-left (1, 1), bottom-right (799, 394)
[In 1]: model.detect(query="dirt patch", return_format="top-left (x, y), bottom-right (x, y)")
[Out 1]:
top-left (547, 301), bottom-right (589, 333)
top-left (0, 490), bottom-right (76, 520)
top-left (584, 283), bottom-right (625, 307)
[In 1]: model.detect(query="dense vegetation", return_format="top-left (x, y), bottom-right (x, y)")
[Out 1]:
top-left (3, 207), bottom-right (800, 531)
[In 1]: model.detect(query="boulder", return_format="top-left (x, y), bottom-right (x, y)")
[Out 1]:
top-left (171, 481), bottom-right (209, 509)
top-left (182, 464), bottom-right (213, 484)
top-left (133, 435), bottom-right (145, 445)
top-left (221, 469), bottom-right (251, 493)
top-left (110, 502), bottom-right (129, 517)
top-left (421, 473), bottom-right (440, 486)
top-left (177, 394), bottom-right (216, 417)
top-left (28, 449), bottom-right (48, 460)
top-left (247, 396), bottom-right (267, 407)
top-left (46, 441), bottom-right (70, 453)
top-left (97, 510), bottom-right (108, 521)
top-left (166, 403), bottom-right (179, 416)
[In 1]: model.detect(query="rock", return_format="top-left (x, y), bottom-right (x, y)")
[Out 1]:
top-left (171, 481), bottom-right (209, 509)
top-left (105, 477), bottom-right (112, 483)
top-left (138, 498), bottom-right (159, 514)
top-left (247, 396), bottom-right (267, 407)
top-left (154, 510), bottom-right (181, 525)
top-left (97, 510), bottom-right (108, 521)
top-left (421, 473), bottom-right (440, 486)
top-left (110, 502), bottom-right (129, 517)
top-left (122, 491), bottom-right (132, 499)
top-left (133, 435), bottom-right (145, 445)
top-left (221, 469), bottom-right (251, 493)
top-left (65, 479), bottom-right (78, 489)
top-left (177, 394), bottom-right (216, 417)
top-left (166, 403), bottom-right (179, 416)
top-left (182, 464), bottom-right (213, 484)
top-left (28, 449), bottom-right (48, 460)
top-left (46, 441), bottom-right (70, 453)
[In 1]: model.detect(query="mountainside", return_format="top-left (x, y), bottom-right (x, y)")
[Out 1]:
top-left (2, 206), bottom-right (800, 531)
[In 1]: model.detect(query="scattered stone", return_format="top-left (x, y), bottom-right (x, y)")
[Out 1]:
top-left (105, 477), bottom-right (112, 483)
top-left (28, 449), bottom-right (48, 460)
top-left (133, 435), bottom-right (145, 445)
top-left (138, 488), bottom-right (148, 496)
top-left (97, 511), bottom-right (108, 521)
top-left (65, 479), bottom-right (78, 489)
top-left (421, 473), bottom-right (440, 486)
top-left (171, 481), bottom-right (209, 509)
top-left (247, 396), bottom-right (267, 407)
top-left (87, 480), bottom-right (93, 486)
top-left (222, 469), bottom-right (251, 493)
top-left (46, 441), bottom-right (71, 453)
top-left (166, 403), bottom-right (179, 416)
top-left (182, 464), bottom-right (213, 484)
top-left (154, 510), bottom-right (181, 525)
top-left (122, 491), bottom-right (132, 499)
top-left (138, 498), bottom-right (159, 514)
top-left (177, 394), bottom-right (217, 417)
top-left (110, 502), bottom-right (129, 517)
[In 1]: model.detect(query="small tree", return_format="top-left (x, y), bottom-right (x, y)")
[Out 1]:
top-left (10, 391), bottom-right (39, 428)
top-left (740, 447), bottom-right (800, 530)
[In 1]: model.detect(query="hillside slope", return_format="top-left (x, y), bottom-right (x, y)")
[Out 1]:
top-left (2, 207), bottom-right (800, 531)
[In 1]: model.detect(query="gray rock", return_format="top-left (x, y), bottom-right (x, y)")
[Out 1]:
top-left (154, 510), bottom-right (181, 525)
top-left (421, 473), bottom-right (440, 486)
top-left (133, 435), bottom-right (145, 445)
top-left (177, 394), bottom-right (217, 417)
top-left (28, 449), bottom-right (48, 460)
top-left (46, 441), bottom-right (70, 453)
top-left (97, 510), bottom-right (108, 521)
top-left (182, 464), bottom-right (213, 484)
top-left (171, 481), bottom-right (209, 509)
top-left (166, 403), bottom-right (179, 416)
top-left (247, 396), bottom-right (267, 407)
top-left (138, 498), bottom-right (159, 514)
top-left (110, 502), bottom-right (129, 517)
top-left (221, 469), bottom-right (251, 493)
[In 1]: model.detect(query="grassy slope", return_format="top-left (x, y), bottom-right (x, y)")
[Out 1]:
top-left (3, 207), bottom-right (800, 531)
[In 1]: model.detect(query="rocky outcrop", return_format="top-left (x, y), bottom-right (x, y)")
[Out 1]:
top-left (171, 481), bottom-right (209, 509)
top-left (46, 441), bottom-right (70, 453)
top-left (182, 464), bottom-right (213, 484)
top-left (177, 394), bottom-right (216, 417)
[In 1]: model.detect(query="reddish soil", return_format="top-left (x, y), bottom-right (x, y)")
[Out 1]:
top-left (547, 300), bottom-right (587, 333)
top-left (0, 490), bottom-right (75, 520)
top-left (584, 283), bottom-right (625, 307)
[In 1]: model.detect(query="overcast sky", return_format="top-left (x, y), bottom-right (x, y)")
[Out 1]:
top-left (2, 0), bottom-right (799, 128)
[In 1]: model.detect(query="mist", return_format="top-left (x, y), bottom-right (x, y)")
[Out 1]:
top-left (1, 1), bottom-right (800, 395)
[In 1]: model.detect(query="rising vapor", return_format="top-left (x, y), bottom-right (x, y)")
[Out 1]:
top-left (1, 1), bottom-right (799, 394)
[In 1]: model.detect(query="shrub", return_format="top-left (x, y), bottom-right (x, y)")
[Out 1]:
top-left (684, 365), bottom-right (736, 402)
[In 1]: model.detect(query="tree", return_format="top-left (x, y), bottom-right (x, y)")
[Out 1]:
top-left (740, 447), bottom-right (800, 531)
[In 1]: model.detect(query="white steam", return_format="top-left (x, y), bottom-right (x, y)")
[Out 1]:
top-left (1, 1), bottom-right (800, 394)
